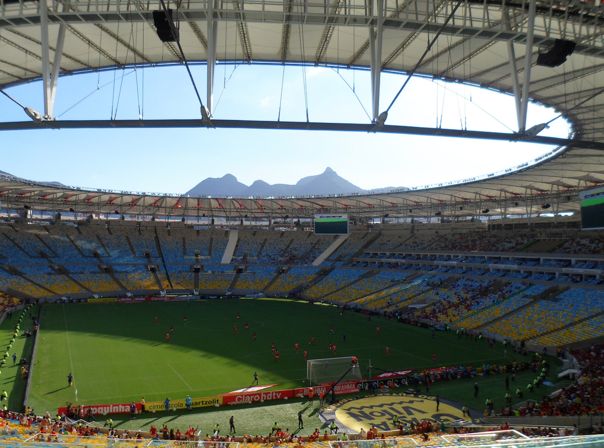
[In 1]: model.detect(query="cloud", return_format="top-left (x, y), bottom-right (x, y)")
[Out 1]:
top-left (259, 96), bottom-right (275, 109)
top-left (306, 66), bottom-right (330, 78)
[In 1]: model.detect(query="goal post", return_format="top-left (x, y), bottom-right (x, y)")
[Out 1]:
top-left (306, 356), bottom-right (362, 386)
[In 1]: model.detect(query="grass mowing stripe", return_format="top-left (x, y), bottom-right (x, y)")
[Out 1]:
top-left (28, 299), bottom-right (561, 416)
top-left (168, 364), bottom-right (194, 391)
top-left (61, 304), bottom-right (78, 402)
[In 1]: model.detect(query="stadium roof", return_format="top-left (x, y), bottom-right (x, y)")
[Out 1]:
top-left (0, 0), bottom-right (603, 218)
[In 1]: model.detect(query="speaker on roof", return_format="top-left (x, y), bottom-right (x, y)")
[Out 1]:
top-left (153, 9), bottom-right (179, 42)
top-left (536, 39), bottom-right (576, 67)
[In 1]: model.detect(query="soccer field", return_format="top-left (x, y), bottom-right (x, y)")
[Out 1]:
top-left (27, 298), bottom-right (535, 414)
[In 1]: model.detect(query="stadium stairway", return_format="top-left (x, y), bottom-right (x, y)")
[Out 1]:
top-left (290, 267), bottom-right (334, 296)
top-left (228, 268), bottom-right (241, 291)
top-left (261, 268), bottom-right (285, 293)
top-left (193, 268), bottom-right (200, 291)
top-left (524, 309), bottom-right (604, 345)
top-left (349, 231), bottom-right (382, 259)
top-left (154, 231), bottom-right (174, 290)
top-left (55, 268), bottom-right (93, 295)
top-left (474, 286), bottom-right (566, 331)
top-left (222, 230), bottom-right (239, 264)
top-left (351, 273), bottom-right (420, 308)
top-left (94, 234), bottom-right (112, 257)
top-left (380, 275), bottom-right (452, 313)
top-left (150, 268), bottom-right (164, 290)
top-left (123, 236), bottom-right (138, 258)
top-left (322, 270), bottom-right (379, 302)
top-left (65, 234), bottom-right (88, 258)
top-left (452, 284), bottom-right (533, 328)
top-left (13, 271), bottom-right (58, 297)
top-left (312, 234), bottom-right (348, 266)
top-left (3, 232), bottom-right (45, 258)
top-left (105, 268), bottom-right (128, 293)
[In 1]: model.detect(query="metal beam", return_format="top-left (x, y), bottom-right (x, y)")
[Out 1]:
top-left (66, 24), bottom-right (122, 66)
top-left (5, 28), bottom-right (90, 68)
top-left (314, 0), bottom-right (343, 63)
top-left (0, 118), bottom-right (602, 149)
top-left (94, 24), bottom-right (151, 64)
top-left (370, 0), bottom-right (384, 122)
top-left (1, 5), bottom-right (602, 58)
top-left (39, 0), bottom-right (51, 118)
top-left (232, 0), bottom-right (252, 62)
top-left (207, 0), bottom-right (218, 115)
top-left (48, 24), bottom-right (65, 118)
top-left (503, 6), bottom-right (522, 131)
top-left (279, 0), bottom-right (294, 61)
top-left (188, 21), bottom-right (208, 50)
top-left (519, 0), bottom-right (537, 132)
top-left (0, 58), bottom-right (40, 75)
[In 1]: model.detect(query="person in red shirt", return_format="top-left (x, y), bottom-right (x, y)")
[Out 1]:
top-left (303, 350), bottom-right (308, 359)
top-left (307, 387), bottom-right (314, 402)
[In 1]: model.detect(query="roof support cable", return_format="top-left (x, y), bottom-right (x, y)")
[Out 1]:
top-left (380, 0), bottom-right (463, 124)
top-left (57, 70), bottom-right (137, 119)
top-left (0, 88), bottom-right (45, 121)
top-left (544, 86), bottom-right (604, 129)
top-left (331, 68), bottom-right (372, 121)
top-left (158, 0), bottom-right (210, 123)
top-left (277, 64), bottom-right (286, 122)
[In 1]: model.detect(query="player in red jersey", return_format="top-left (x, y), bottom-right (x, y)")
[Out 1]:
top-left (303, 350), bottom-right (309, 359)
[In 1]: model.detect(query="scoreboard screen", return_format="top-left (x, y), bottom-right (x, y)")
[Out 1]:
top-left (314, 214), bottom-right (349, 235)
top-left (581, 189), bottom-right (604, 230)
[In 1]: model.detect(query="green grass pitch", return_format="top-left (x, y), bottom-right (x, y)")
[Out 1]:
top-left (25, 297), bottom-right (561, 433)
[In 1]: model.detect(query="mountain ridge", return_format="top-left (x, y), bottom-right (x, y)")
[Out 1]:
top-left (186, 167), bottom-right (408, 197)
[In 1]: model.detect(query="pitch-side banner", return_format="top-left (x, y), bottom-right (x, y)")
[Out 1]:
top-left (222, 389), bottom-right (295, 405)
top-left (145, 395), bottom-right (221, 411)
top-left (57, 403), bottom-right (141, 416)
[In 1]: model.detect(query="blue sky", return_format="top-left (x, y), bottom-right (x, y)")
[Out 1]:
top-left (0, 64), bottom-right (570, 194)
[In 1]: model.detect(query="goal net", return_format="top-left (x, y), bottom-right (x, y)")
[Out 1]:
top-left (307, 356), bottom-right (362, 386)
